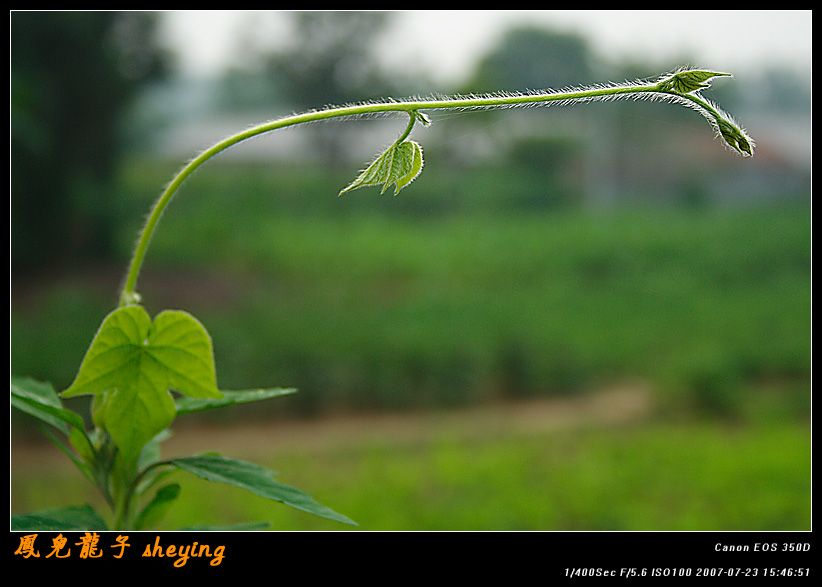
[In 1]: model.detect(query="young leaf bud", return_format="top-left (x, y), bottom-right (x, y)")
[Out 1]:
top-left (717, 118), bottom-right (755, 156)
top-left (658, 69), bottom-right (732, 94)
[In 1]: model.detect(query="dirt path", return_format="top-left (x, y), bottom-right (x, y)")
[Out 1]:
top-left (163, 383), bottom-right (654, 460)
top-left (12, 384), bottom-right (653, 471)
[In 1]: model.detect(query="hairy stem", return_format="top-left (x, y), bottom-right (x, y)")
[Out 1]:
top-left (118, 70), bottom-right (750, 306)
top-left (396, 110), bottom-right (417, 144)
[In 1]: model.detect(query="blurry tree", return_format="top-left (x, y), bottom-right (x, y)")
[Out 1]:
top-left (463, 27), bottom-right (594, 93)
top-left (263, 11), bottom-right (395, 164)
top-left (456, 27), bottom-right (596, 209)
top-left (11, 11), bottom-right (167, 274)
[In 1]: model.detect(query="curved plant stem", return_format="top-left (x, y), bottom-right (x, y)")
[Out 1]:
top-left (118, 70), bottom-right (751, 306)
top-left (397, 110), bottom-right (417, 143)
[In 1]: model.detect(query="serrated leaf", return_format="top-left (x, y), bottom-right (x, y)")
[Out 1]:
top-left (170, 454), bottom-right (357, 525)
top-left (394, 141), bottom-right (424, 192)
top-left (339, 140), bottom-right (424, 196)
top-left (61, 306), bottom-right (222, 464)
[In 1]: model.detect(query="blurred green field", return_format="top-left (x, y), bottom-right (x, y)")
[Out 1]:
top-left (235, 420), bottom-right (812, 531)
top-left (11, 12), bottom-right (813, 534)
top-left (10, 161), bottom-right (811, 531)
top-left (11, 413), bottom-right (811, 531)
top-left (11, 161), bottom-right (811, 417)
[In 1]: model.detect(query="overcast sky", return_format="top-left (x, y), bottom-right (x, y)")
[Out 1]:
top-left (159, 10), bottom-right (812, 86)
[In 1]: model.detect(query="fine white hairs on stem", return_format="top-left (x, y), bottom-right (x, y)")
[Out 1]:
top-left (654, 67), bottom-right (754, 156)
top-left (119, 66), bottom-right (753, 305)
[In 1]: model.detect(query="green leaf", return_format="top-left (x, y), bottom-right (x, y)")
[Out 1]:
top-left (36, 425), bottom-right (95, 483)
top-left (69, 427), bottom-right (96, 471)
top-left (394, 140), bottom-right (424, 193)
top-left (339, 140), bottom-right (424, 196)
top-left (658, 69), bottom-right (731, 94)
top-left (61, 306), bottom-right (222, 465)
top-left (717, 117), bottom-right (755, 157)
top-left (11, 505), bottom-right (108, 531)
top-left (11, 376), bottom-right (86, 434)
top-left (135, 483), bottom-right (181, 530)
top-left (175, 387), bottom-right (297, 415)
top-left (169, 454), bottom-right (357, 526)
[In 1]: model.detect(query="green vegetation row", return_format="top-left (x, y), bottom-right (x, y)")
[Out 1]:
top-left (12, 161), bottom-right (811, 422)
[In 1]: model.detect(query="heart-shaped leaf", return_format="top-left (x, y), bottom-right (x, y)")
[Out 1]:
top-left (61, 306), bottom-right (222, 464)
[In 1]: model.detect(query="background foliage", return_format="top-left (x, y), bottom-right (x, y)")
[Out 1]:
top-left (11, 11), bottom-right (811, 530)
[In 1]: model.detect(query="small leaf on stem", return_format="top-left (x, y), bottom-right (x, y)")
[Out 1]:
top-left (717, 117), bottom-right (755, 156)
top-left (339, 140), bottom-right (424, 196)
top-left (658, 68), bottom-right (731, 94)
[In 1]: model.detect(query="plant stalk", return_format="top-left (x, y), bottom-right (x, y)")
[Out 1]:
top-left (118, 73), bottom-right (747, 306)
